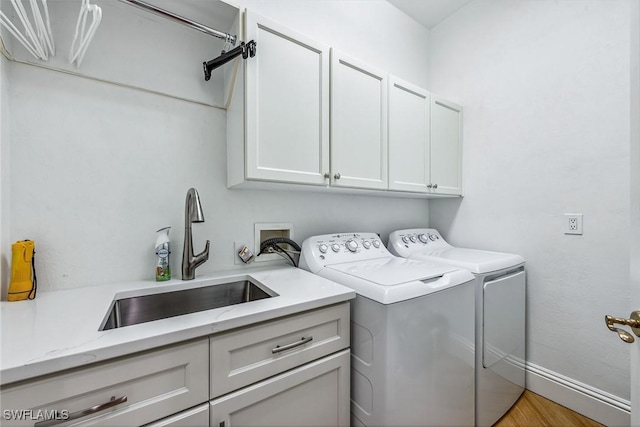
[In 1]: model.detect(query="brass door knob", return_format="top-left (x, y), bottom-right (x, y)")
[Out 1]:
top-left (605, 311), bottom-right (640, 343)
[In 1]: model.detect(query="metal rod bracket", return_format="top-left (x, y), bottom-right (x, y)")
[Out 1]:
top-left (203, 40), bottom-right (256, 81)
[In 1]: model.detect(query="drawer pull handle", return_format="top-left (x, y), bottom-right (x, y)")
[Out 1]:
top-left (272, 336), bottom-right (313, 354)
top-left (35, 395), bottom-right (128, 427)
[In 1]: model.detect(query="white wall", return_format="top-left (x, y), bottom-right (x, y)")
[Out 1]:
top-left (0, 53), bottom-right (8, 297)
top-left (428, 0), bottom-right (631, 414)
top-left (1, 0), bottom-right (431, 294)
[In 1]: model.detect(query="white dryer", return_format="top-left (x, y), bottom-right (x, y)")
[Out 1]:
top-left (388, 228), bottom-right (526, 427)
top-left (299, 232), bottom-right (475, 427)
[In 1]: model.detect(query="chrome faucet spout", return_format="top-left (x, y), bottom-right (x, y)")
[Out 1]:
top-left (182, 188), bottom-right (210, 280)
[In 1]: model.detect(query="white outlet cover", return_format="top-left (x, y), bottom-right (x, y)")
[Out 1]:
top-left (564, 213), bottom-right (583, 235)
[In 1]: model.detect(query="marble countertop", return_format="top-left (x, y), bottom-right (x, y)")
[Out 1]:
top-left (0, 266), bottom-right (355, 386)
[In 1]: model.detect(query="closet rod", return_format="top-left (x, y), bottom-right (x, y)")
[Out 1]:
top-left (118, 0), bottom-right (237, 45)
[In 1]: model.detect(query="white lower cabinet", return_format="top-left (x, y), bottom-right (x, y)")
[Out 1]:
top-left (143, 404), bottom-right (209, 427)
top-left (209, 302), bottom-right (350, 398)
top-left (210, 350), bottom-right (350, 427)
top-left (0, 303), bottom-right (350, 427)
top-left (0, 339), bottom-right (209, 427)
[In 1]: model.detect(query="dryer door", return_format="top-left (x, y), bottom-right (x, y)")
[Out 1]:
top-left (483, 270), bottom-right (526, 370)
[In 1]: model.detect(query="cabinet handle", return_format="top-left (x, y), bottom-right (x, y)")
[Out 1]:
top-left (432, 183), bottom-right (438, 189)
top-left (427, 184), bottom-right (432, 189)
top-left (272, 336), bottom-right (313, 354)
top-left (34, 395), bottom-right (128, 427)
top-left (334, 173), bottom-right (341, 180)
top-left (323, 172), bottom-right (330, 179)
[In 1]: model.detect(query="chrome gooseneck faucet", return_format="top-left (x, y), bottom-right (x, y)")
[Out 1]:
top-left (182, 188), bottom-right (210, 280)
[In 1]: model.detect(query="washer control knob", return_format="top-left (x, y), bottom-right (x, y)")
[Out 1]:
top-left (372, 240), bottom-right (381, 248)
top-left (318, 244), bottom-right (328, 254)
top-left (418, 234), bottom-right (429, 243)
top-left (409, 235), bottom-right (417, 243)
top-left (402, 236), bottom-right (409, 244)
top-left (346, 240), bottom-right (359, 252)
top-left (362, 241), bottom-right (371, 249)
top-left (429, 234), bottom-right (437, 241)
top-left (331, 243), bottom-right (341, 252)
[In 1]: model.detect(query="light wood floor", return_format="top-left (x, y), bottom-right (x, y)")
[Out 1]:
top-left (493, 391), bottom-right (604, 427)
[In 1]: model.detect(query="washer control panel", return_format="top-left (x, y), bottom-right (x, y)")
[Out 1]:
top-left (299, 232), bottom-right (389, 272)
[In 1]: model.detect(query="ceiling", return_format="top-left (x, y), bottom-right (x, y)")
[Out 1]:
top-left (386, 0), bottom-right (473, 30)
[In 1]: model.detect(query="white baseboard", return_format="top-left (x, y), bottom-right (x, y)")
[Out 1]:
top-left (526, 362), bottom-right (630, 426)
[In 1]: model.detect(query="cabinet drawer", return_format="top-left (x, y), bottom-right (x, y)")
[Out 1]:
top-left (210, 302), bottom-right (349, 398)
top-left (143, 403), bottom-right (209, 427)
top-left (1, 339), bottom-right (209, 426)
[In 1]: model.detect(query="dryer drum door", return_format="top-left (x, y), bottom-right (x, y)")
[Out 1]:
top-left (483, 269), bottom-right (526, 376)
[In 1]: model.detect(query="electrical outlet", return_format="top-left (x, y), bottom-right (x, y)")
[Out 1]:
top-left (564, 213), bottom-right (583, 235)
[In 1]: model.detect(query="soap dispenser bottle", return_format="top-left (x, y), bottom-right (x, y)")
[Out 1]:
top-left (155, 226), bottom-right (171, 281)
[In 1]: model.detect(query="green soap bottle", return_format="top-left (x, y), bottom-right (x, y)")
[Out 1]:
top-left (155, 227), bottom-right (171, 281)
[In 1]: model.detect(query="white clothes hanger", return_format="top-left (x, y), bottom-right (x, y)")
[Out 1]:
top-left (28, 0), bottom-right (55, 57)
top-left (69, 0), bottom-right (102, 67)
top-left (0, 10), bottom-right (41, 59)
top-left (0, 0), bottom-right (54, 60)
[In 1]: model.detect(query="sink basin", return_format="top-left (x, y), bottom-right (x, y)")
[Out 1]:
top-left (100, 279), bottom-right (276, 330)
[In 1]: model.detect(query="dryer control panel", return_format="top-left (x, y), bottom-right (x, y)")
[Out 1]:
top-left (299, 232), bottom-right (390, 273)
top-left (388, 228), bottom-right (452, 258)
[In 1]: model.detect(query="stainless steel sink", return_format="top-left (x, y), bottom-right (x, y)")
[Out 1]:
top-left (100, 279), bottom-right (276, 330)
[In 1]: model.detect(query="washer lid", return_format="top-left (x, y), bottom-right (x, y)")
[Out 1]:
top-left (326, 257), bottom-right (457, 285)
top-left (415, 248), bottom-right (524, 274)
top-left (322, 257), bottom-right (473, 304)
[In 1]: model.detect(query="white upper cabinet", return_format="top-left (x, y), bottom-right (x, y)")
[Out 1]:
top-left (330, 51), bottom-right (388, 190)
top-left (430, 96), bottom-right (463, 196)
top-left (389, 79), bottom-right (464, 196)
top-left (227, 9), bottom-right (463, 198)
top-left (243, 11), bottom-right (330, 186)
top-left (388, 76), bottom-right (431, 193)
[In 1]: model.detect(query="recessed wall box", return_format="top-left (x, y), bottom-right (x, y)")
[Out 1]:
top-left (255, 223), bottom-right (293, 263)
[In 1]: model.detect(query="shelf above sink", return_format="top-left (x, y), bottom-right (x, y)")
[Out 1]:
top-left (100, 279), bottom-right (277, 331)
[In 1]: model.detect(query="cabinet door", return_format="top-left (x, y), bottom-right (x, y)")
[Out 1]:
top-left (245, 11), bottom-right (330, 185)
top-left (210, 350), bottom-right (350, 427)
top-left (430, 96), bottom-right (463, 195)
top-left (388, 76), bottom-right (431, 192)
top-left (331, 50), bottom-right (388, 190)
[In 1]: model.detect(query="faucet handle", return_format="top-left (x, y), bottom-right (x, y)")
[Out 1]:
top-left (200, 240), bottom-right (210, 259)
top-left (194, 240), bottom-right (210, 267)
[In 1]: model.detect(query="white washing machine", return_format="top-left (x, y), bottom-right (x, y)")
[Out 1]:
top-left (388, 228), bottom-right (526, 427)
top-left (299, 232), bottom-right (475, 427)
